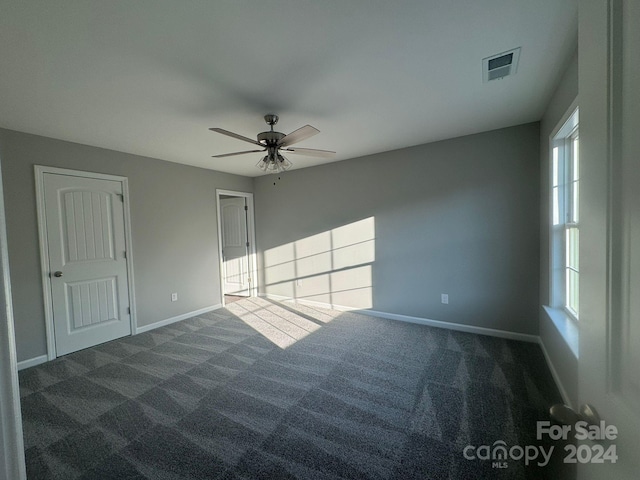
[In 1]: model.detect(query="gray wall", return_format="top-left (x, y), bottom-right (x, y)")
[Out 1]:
top-left (254, 122), bottom-right (541, 335)
top-left (0, 128), bottom-right (252, 362)
top-left (538, 48), bottom-right (579, 406)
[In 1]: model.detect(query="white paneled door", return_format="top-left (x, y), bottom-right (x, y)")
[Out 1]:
top-left (43, 172), bottom-right (131, 356)
top-left (220, 196), bottom-right (250, 296)
top-left (578, 0), bottom-right (640, 478)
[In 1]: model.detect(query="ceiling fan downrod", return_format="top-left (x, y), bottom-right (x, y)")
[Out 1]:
top-left (257, 115), bottom-right (285, 146)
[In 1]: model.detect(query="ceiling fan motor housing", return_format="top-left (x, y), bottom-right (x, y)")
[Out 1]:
top-left (257, 131), bottom-right (285, 145)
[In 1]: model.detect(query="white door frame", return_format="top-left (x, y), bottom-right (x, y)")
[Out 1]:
top-left (34, 166), bottom-right (138, 360)
top-left (216, 189), bottom-right (258, 303)
top-left (0, 158), bottom-right (26, 479)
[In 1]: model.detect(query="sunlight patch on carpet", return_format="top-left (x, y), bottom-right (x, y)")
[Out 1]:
top-left (226, 298), bottom-right (330, 348)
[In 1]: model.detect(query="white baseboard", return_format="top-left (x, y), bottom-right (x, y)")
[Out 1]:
top-left (364, 309), bottom-right (539, 343)
top-left (538, 338), bottom-right (573, 408)
top-left (17, 354), bottom-right (48, 371)
top-left (260, 293), bottom-right (539, 343)
top-left (17, 305), bottom-right (223, 370)
top-left (261, 293), bottom-right (579, 405)
top-left (135, 304), bottom-right (223, 334)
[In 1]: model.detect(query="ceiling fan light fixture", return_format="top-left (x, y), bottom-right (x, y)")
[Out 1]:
top-left (257, 154), bottom-right (291, 173)
top-left (256, 156), bottom-right (282, 173)
top-left (278, 155), bottom-right (292, 171)
top-left (257, 156), bottom-right (270, 172)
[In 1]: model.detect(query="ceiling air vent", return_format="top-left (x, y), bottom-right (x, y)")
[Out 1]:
top-left (483, 47), bottom-right (521, 82)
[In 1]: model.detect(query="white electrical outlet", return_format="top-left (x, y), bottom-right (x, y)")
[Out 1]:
top-left (171, 292), bottom-right (178, 302)
top-left (441, 293), bottom-right (449, 304)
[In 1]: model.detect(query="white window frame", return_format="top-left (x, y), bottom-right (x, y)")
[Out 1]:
top-left (550, 106), bottom-right (579, 321)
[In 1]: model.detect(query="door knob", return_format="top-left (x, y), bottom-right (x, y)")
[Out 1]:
top-left (550, 403), bottom-right (601, 426)
top-left (53, 271), bottom-right (63, 277)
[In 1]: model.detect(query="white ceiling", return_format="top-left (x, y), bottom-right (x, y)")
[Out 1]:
top-left (0, 0), bottom-right (577, 177)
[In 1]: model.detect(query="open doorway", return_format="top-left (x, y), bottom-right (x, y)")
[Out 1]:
top-left (216, 190), bottom-right (257, 305)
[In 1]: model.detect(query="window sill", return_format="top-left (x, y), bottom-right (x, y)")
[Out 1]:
top-left (543, 306), bottom-right (579, 359)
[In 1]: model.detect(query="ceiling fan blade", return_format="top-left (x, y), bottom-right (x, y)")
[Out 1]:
top-left (282, 147), bottom-right (336, 158)
top-left (212, 149), bottom-right (265, 158)
top-left (277, 125), bottom-right (320, 147)
top-left (209, 128), bottom-right (263, 147)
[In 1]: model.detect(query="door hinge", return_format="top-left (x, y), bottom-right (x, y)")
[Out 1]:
top-left (117, 193), bottom-right (124, 202)
top-left (244, 205), bottom-right (248, 211)
top-left (123, 251), bottom-right (127, 259)
top-left (127, 307), bottom-right (131, 314)
top-left (246, 242), bottom-right (250, 247)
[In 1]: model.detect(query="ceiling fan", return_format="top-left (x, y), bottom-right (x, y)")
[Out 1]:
top-left (209, 114), bottom-right (336, 173)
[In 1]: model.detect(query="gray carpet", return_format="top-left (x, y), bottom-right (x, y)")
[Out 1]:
top-left (19, 298), bottom-right (569, 479)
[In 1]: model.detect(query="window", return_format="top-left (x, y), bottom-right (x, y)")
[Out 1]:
top-left (551, 108), bottom-right (579, 319)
